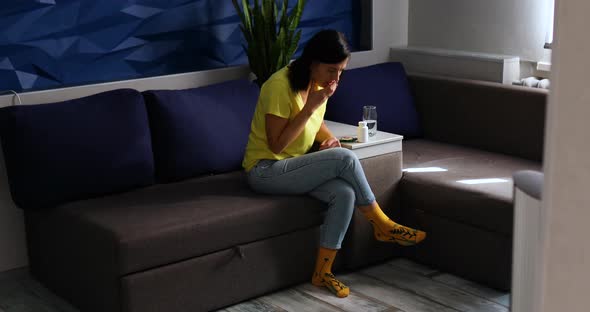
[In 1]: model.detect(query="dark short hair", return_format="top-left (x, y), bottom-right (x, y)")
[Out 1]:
top-left (288, 30), bottom-right (351, 91)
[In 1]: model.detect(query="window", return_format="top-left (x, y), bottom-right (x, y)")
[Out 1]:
top-left (545, 0), bottom-right (555, 49)
top-left (537, 0), bottom-right (555, 72)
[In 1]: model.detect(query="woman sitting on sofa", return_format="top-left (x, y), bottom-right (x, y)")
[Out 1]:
top-left (242, 29), bottom-right (426, 298)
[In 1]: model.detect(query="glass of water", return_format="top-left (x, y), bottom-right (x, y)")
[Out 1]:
top-left (362, 105), bottom-right (377, 137)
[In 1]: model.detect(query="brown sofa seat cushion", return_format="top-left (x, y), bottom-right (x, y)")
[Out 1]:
top-left (401, 139), bottom-right (541, 235)
top-left (52, 171), bottom-right (326, 275)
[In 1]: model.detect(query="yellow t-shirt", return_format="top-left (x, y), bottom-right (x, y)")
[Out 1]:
top-left (242, 66), bottom-right (326, 172)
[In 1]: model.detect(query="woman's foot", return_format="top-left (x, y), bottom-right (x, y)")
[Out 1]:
top-left (361, 204), bottom-right (426, 246)
top-left (370, 219), bottom-right (426, 246)
top-left (312, 247), bottom-right (349, 298)
top-left (312, 272), bottom-right (350, 298)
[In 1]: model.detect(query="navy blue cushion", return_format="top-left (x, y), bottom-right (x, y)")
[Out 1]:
top-left (326, 62), bottom-right (422, 138)
top-left (143, 79), bottom-right (259, 182)
top-left (0, 89), bottom-right (155, 209)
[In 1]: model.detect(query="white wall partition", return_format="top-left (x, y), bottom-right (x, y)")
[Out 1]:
top-left (538, 0), bottom-right (590, 310)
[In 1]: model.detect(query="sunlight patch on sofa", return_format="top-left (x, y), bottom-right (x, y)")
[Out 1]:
top-left (403, 167), bottom-right (448, 173)
top-left (457, 178), bottom-right (509, 185)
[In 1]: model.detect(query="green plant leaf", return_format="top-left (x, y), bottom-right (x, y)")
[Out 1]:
top-left (233, 0), bottom-right (251, 43)
top-left (232, 0), bottom-right (244, 27)
top-left (278, 0), bottom-right (288, 34)
top-left (288, 0), bottom-right (305, 32)
top-left (287, 29), bottom-right (302, 61)
top-left (262, 0), bottom-right (274, 63)
top-left (232, 0), bottom-right (306, 86)
top-left (263, 0), bottom-right (275, 42)
top-left (243, 0), bottom-right (254, 36)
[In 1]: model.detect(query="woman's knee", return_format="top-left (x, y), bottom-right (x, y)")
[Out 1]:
top-left (330, 183), bottom-right (356, 217)
top-left (333, 182), bottom-right (355, 201)
top-left (323, 147), bottom-right (358, 164)
top-left (336, 148), bottom-right (361, 173)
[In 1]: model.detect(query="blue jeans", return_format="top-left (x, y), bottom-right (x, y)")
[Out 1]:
top-left (247, 148), bottom-right (376, 249)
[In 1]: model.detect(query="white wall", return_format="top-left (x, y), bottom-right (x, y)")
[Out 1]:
top-left (0, 0), bottom-right (406, 272)
top-left (539, 0), bottom-right (590, 310)
top-left (349, 0), bottom-right (408, 68)
top-left (408, 0), bottom-right (551, 62)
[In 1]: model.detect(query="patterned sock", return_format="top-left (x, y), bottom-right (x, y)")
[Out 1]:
top-left (361, 204), bottom-right (427, 246)
top-left (311, 247), bottom-right (350, 298)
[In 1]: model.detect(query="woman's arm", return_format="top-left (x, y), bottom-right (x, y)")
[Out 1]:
top-left (266, 81), bottom-right (338, 154)
top-left (265, 111), bottom-right (313, 154)
top-left (316, 122), bottom-right (341, 150)
top-left (315, 122), bottom-right (335, 143)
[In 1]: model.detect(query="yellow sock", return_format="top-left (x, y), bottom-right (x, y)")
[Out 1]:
top-left (361, 204), bottom-right (427, 246)
top-left (311, 247), bottom-right (349, 298)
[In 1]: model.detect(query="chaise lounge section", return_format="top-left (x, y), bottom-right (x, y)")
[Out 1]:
top-left (325, 64), bottom-right (546, 290)
top-left (401, 74), bottom-right (545, 290)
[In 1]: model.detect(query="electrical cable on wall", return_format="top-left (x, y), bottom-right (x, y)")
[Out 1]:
top-left (0, 90), bottom-right (23, 106)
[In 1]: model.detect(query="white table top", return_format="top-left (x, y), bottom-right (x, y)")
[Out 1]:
top-left (324, 120), bottom-right (403, 148)
top-left (324, 120), bottom-right (403, 159)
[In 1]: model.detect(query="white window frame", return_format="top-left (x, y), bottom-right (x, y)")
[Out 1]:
top-left (537, 0), bottom-right (555, 73)
top-left (544, 0), bottom-right (555, 49)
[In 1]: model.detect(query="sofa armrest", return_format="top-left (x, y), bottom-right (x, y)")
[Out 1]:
top-left (408, 73), bottom-right (547, 162)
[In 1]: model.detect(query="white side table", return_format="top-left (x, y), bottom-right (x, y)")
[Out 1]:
top-left (324, 120), bottom-right (403, 187)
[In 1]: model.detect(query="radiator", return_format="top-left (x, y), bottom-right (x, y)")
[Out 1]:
top-left (513, 77), bottom-right (551, 89)
top-left (511, 171), bottom-right (544, 312)
top-left (389, 46), bottom-right (520, 84)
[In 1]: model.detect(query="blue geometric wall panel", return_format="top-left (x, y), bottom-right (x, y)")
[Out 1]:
top-left (0, 0), bottom-right (360, 92)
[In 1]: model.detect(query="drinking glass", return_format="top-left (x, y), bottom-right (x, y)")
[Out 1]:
top-left (362, 106), bottom-right (378, 137)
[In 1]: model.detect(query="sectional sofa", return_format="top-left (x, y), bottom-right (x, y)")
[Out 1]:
top-left (0, 62), bottom-right (546, 311)
top-left (326, 64), bottom-right (545, 290)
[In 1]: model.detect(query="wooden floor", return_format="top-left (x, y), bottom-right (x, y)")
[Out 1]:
top-left (0, 258), bottom-right (510, 312)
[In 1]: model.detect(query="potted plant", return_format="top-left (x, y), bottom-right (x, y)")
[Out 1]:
top-left (232, 0), bottom-right (306, 87)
